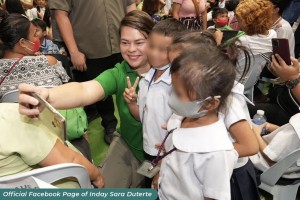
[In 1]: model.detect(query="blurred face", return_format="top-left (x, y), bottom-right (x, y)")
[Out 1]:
top-left (35, 0), bottom-right (46, 7)
top-left (34, 26), bottom-right (44, 39)
top-left (120, 26), bottom-right (149, 70)
top-left (171, 72), bottom-right (191, 102)
top-left (20, 24), bottom-right (41, 55)
top-left (147, 33), bottom-right (172, 68)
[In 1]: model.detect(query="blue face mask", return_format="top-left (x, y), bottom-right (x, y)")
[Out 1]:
top-left (168, 93), bottom-right (221, 118)
top-left (154, 63), bottom-right (170, 71)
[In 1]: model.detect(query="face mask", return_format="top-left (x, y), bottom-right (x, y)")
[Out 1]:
top-left (168, 93), bottom-right (221, 118)
top-left (216, 17), bottom-right (229, 27)
top-left (154, 63), bottom-right (170, 71)
top-left (25, 38), bottom-right (41, 54)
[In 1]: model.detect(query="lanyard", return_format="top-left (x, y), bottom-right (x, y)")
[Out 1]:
top-left (147, 69), bottom-right (157, 91)
top-left (151, 128), bottom-right (177, 167)
top-left (142, 69), bottom-right (157, 122)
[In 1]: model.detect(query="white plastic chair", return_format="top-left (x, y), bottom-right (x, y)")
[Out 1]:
top-left (0, 163), bottom-right (93, 188)
top-left (0, 89), bottom-right (19, 103)
top-left (259, 149), bottom-right (300, 200)
top-left (236, 52), bottom-right (272, 102)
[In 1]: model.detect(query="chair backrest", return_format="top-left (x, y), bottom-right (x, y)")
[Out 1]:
top-left (0, 86), bottom-right (54, 103)
top-left (260, 148), bottom-right (300, 186)
top-left (0, 89), bottom-right (19, 103)
top-left (0, 163), bottom-right (93, 188)
top-left (236, 52), bottom-right (272, 101)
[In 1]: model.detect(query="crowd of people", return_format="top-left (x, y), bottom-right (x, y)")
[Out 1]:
top-left (0, 0), bottom-right (300, 199)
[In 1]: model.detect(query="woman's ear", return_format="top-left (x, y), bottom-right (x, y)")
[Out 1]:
top-left (18, 38), bottom-right (27, 48)
top-left (202, 97), bottom-right (220, 111)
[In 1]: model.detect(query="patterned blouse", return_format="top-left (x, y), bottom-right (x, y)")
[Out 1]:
top-left (0, 55), bottom-right (70, 98)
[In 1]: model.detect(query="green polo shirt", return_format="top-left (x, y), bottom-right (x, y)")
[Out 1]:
top-left (94, 61), bottom-right (144, 161)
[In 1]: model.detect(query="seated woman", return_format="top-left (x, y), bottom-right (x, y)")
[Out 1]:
top-left (251, 113), bottom-right (300, 179)
top-left (0, 103), bottom-right (104, 188)
top-left (0, 13), bottom-right (69, 98)
top-left (0, 13), bottom-right (90, 160)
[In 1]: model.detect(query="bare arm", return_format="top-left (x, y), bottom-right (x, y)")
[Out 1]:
top-left (172, 3), bottom-right (181, 20)
top-left (201, 10), bottom-right (207, 31)
top-left (230, 120), bottom-right (259, 157)
top-left (270, 55), bottom-right (300, 103)
top-left (127, 103), bottom-right (140, 121)
top-left (252, 124), bottom-right (276, 166)
top-left (18, 81), bottom-right (105, 116)
top-left (39, 140), bottom-right (104, 188)
top-left (127, 3), bottom-right (136, 13)
top-left (54, 10), bottom-right (87, 71)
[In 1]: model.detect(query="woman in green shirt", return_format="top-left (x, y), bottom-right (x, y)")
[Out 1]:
top-left (19, 10), bottom-right (154, 188)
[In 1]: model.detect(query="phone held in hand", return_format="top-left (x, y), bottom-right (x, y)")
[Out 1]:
top-left (272, 38), bottom-right (291, 65)
top-left (31, 92), bottom-right (67, 141)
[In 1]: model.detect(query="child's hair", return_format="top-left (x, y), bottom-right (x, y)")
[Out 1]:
top-left (212, 8), bottom-right (228, 19)
top-left (270, 0), bottom-right (292, 15)
top-left (169, 31), bottom-right (251, 84)
top-left (120, 10), bottom-right (155, 38)
top-left (235, 0), bottom-right (274, 35)
top-left (170, 42), bottom-right (236, 104)
top-left (142, 0), bottom-right (160, 16)
top-left (151, 18), bottom-right (185, 39)
top-left (225, 0), bottom-right (239, 12)
top-left (5, 0), bottom-right (26, 15)
top-left (0, 14), bottom-right (31, 51)
top-left (31, 18), bottom-right (47, 32)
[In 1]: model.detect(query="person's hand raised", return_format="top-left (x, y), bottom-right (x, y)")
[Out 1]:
top-left (123, 76), bottom-right (139, 104)
top-left (270, 54), bottom-right (300, 82)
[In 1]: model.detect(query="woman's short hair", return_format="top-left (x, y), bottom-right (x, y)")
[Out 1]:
top-left (0, 14), bottom-right (31, 50)
top-left (235, 0), bottom-right (274, 35)
top-left (120, 10), bottom-right (155, 38)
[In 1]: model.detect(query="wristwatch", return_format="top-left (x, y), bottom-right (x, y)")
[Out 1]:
top-left (286, 76), bottom-right (300, 89)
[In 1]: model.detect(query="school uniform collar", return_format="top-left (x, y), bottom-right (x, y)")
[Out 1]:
top-left (144, 67), bottom-right (171, 85)
top-left (172, 113), bottom-right (234, 153)
top-left (40, 39), bottom-right (47, 48)
top-left (231, 81), bottom-right (254, 105)
top-left (290, 113), bottom-right (300, 139)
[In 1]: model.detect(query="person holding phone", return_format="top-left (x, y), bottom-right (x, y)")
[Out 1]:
top-left (270, 0), bottom-right (295, 57)
top-left (248, 54), bottom-right (300, 125)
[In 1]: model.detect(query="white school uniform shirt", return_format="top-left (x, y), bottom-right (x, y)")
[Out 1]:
top-left (167, 81), bottom-right (253, 168)
top-left (272, 18), bottom-right (295, 57)
top-left (239, 29), bottom-right (277, 54)
top-left (159, 114), bottom-right (238, 200)
top-left (250, 113), bottom-right (300, 179)
top-left (138, 67), bottom-right (173, 156)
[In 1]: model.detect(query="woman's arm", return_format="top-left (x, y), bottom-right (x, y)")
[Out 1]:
top-left (230, 120), bottom-right (259, 157)
top-left (18, 81), bottom-right (105, 116)
top-left (172, 3), bottom-right (181, 20)
top-left (201, 9), bottom-right (207, 31)
top-left (39, 140), bottom-right (104, 188)
top-left (127, 3), bottom-right (136, 13)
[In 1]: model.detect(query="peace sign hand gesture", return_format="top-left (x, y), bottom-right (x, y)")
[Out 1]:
top-left (123, 76), bottom-right (139, 104)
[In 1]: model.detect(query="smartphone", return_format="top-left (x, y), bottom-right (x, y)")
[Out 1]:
top-left (272, 38), bottom-right (291, 65)
top-left (221, 30), bottom-right (238, 44)
top-left (31, 92), bottom-right (67, 141)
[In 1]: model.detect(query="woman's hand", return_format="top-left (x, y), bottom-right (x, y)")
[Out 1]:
top-left (92, 173), bottom-right (105, 188)
top-left (270, 54), bottom-right (300, 82)
top-left (18, 83), bottom-right (49, 117)
top-left (123, 76), bottom-right (139, 104)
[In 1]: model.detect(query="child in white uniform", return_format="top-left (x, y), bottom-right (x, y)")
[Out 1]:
top-left (158, 40), bottom-right (241, 200)
top-left (167, 32), bottom-right (260, 200)
top-left (123, 18), bottom-right (185, 187)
